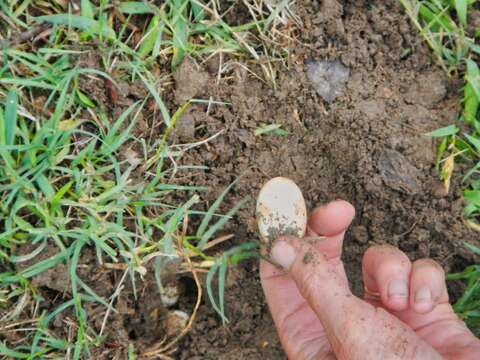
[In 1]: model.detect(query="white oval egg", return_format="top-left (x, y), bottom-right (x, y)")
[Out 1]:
top-left (256, 177), bottom-right (307, 243)
top-left (160, 281), bottom-right (181, 307)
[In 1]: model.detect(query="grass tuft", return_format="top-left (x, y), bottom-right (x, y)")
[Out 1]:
top-left (400, 0), bottom-right (480, 335)
top-left (0, 0), bottom-right (296, 357)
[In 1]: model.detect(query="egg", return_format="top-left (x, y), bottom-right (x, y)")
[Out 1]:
top-left (165, 310), bottom-right (189, 337)
top-left (256, 177), bottom-right (307, 243)
top-left (160, 281), bottom-right (182, 307)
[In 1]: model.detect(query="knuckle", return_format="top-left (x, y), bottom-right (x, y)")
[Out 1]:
top-left (291, 249), bottom-right (332, 299)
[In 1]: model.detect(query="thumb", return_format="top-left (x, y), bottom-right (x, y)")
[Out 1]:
top-left (270, 237), bottom-right (443, 360)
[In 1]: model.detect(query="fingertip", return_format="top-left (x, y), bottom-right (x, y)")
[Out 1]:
top-left (271, 240), bottom-right (297, 270)
top-left (409, 259), bottom-right (448, 314)
top-left (308, 200), bottom-right (355, 236)
top-left (362, 245), bottom-right (412, 312)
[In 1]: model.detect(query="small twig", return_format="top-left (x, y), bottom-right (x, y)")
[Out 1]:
top-left (195, 234), bottom-right (234, 252)
top-left (0, 318), bottom-right (39, 332)
top-left (99, 269), bottom-right (129, 337)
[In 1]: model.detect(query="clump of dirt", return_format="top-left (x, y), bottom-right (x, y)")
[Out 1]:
top-left (174, 57), bottom-right (210, 104)
top-left (305, 59), bottom-right (350, 102)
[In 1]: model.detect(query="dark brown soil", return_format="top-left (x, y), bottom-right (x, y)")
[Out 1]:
top-left (4, 1), bottom-right (480, 359)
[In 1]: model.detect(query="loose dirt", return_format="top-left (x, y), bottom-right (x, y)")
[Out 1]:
top-left (5, 1), bottom-right (480, 359)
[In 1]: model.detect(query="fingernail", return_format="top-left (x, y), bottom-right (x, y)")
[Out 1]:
top-left (414, 287), bottom-right (431, 304)
top-left (270, 241), bottom-right (296, 270)
top-left (388, 279), bottom-right (409, 298)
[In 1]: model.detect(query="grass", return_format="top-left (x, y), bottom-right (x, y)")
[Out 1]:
top-left (0, 0), bottom-right (296, 358)
top-left (254, 123), bottom-right (289, 136)
top-left (447, 243), bottom-right (480, 337)
top-left (399, 0), bottom-right (480, 335)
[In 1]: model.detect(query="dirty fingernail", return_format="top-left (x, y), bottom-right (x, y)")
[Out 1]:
top-left (414, 287), bottom-right (431, 304)
top-left (270, 241), bottom-right (296, 270)
top-left (388, 279), bottom-right (409, 298)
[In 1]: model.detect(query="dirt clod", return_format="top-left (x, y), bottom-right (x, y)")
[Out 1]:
top-left (303, 251), bottom-right (315, 264)
top-left (378, 149), bottom-right (421, 194)
top-left (174, 57), bottom-right (209, 104)
top-left (405, 71), bottom-right (447, 108)
top-left (305, 59), bottom-right (350, 103)
top-left (352, 225), bottom-right (369, 244)
top-left (174, 111), bottom-right (196, 141)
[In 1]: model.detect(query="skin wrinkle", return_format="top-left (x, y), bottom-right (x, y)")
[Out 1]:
top-left (315, 354), bottom-right (336, 360)
top-left (396, 303), bottom-right (460, 335)
top-left (334, 303), bottom-right (385, 360)
top-left (278, 296), bottom-right (311, 328)
top-left (298, 331), bottom-right (333, 360)
top-left (279, 302), bottom-right (315, 341)
top-left (411, 312), bottom-right (462, 334)
top-left (415, 317), bottom-right (479, 356)
top-left (441, 337), bottom-right (480, 360)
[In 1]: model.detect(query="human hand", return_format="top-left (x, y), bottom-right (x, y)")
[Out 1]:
top-left (260, 200), bottom-right (480, 359)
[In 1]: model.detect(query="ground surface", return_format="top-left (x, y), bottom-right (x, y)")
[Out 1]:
top-left (174, 0), bottom-right (480, 358)
top-left (2, 1), bottom-right (480, 359)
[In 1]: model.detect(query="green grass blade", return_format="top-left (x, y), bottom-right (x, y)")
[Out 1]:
top-left (0, 343), bottom-right (29, 359)
top-left (81, 0), bottom-right (95, 19)
top-left (170, 0), bottom-right (189, 69)
top-left (454, 0), bottom-right (468, 26)
top-left (425, 124), bottom-right (459, 137)
top-left (464, 82), bottom-right (479, 124)
top-left (465, 133), bottom-right (480, 152)
top-left (218, 259), bottom-right (227, 324)
top-left (464, 242), bottom-right (480, 256)
top-left (464, 189), bottom-right (480, 206)
top-left (4, 90), bottom-right (18, 146)
top-left (138, 72), bottom-right (171, 125)
top-left (51, 181), bottom-right (73, 212)
top-left (100, 101), bottom-right (141, 154)
top-left (466, 59), bottom-right (480, 99)
top-left (138, 15), bottom-right (162, 58)
top-left (196, 179), bottom-right (239, 238)
top-left (118, 2), bottom-right (157, 14)
top-left (198, 197), bottom-right (249, 249)
top-left (36, 173), bottom-right (56, 201)
top-left (37, 15), bottom-right (116, 40)
top-left (206, 262), bottom-right (226, 322)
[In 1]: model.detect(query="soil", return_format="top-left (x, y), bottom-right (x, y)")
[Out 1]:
top-left (173, 1), bottom-right (480, 358)
top-left (4, 0), bottom-right (480, 359)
